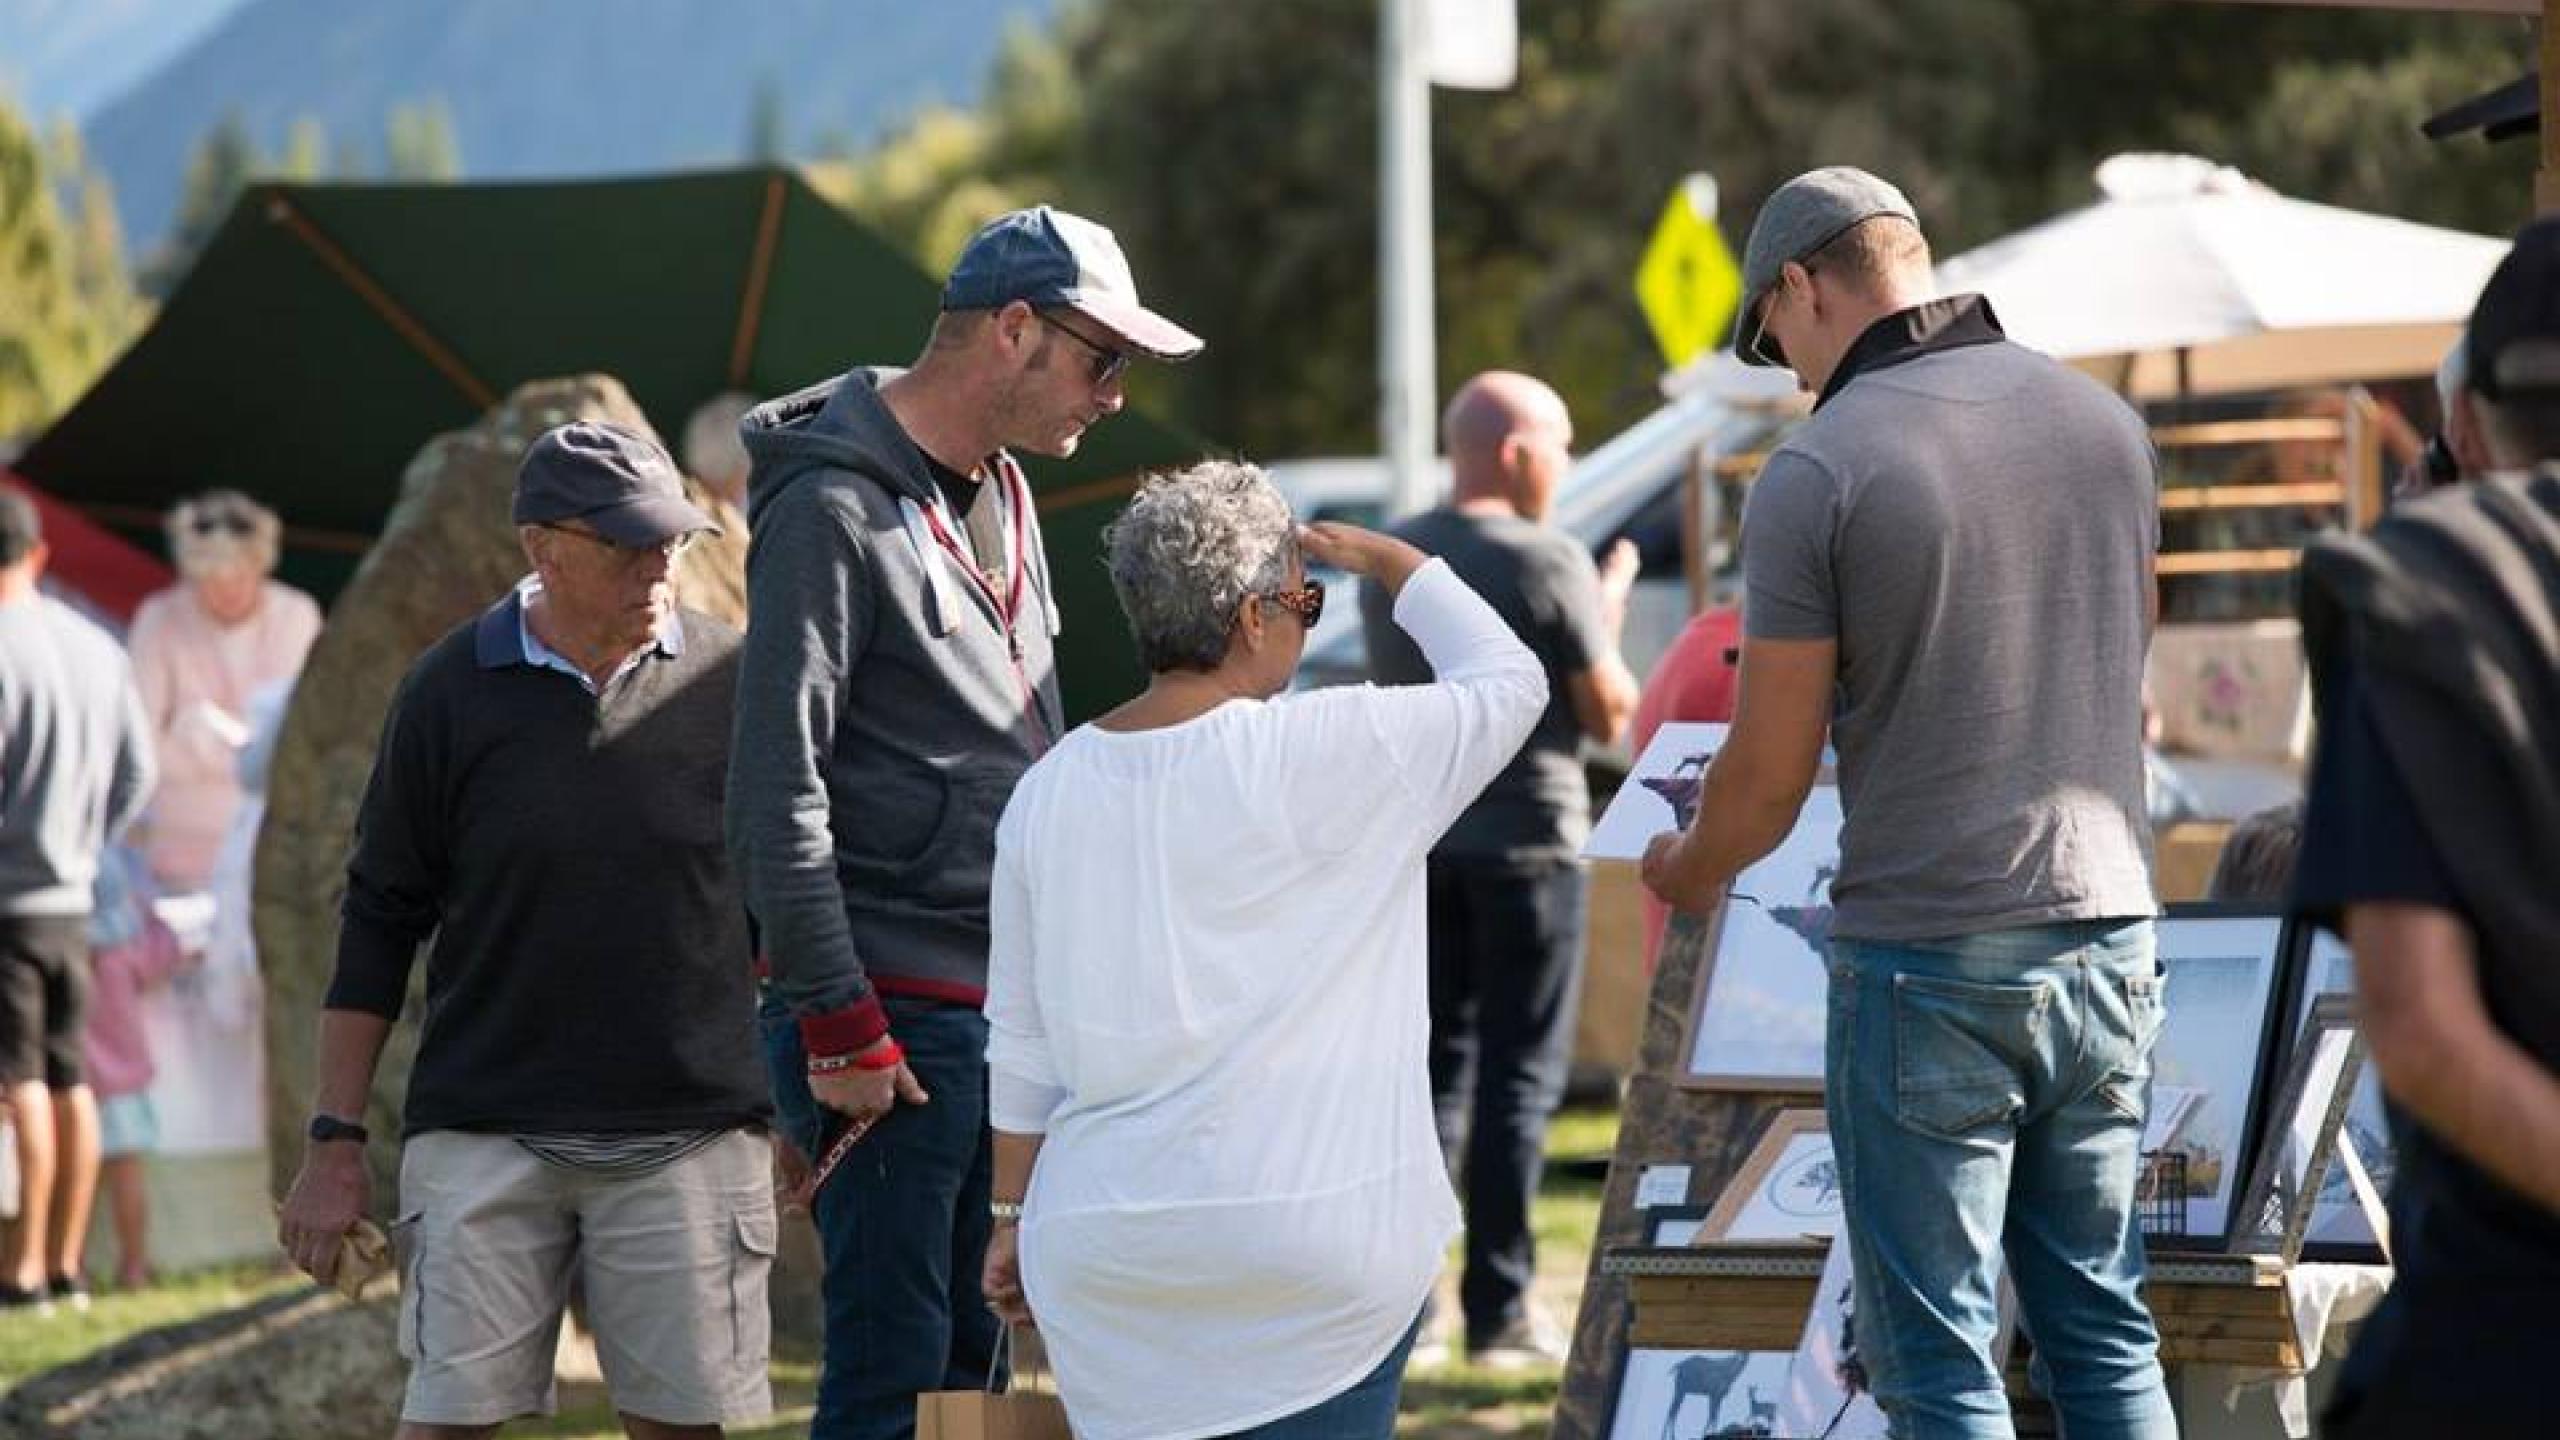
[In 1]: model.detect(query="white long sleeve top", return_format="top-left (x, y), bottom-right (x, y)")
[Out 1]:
top-left (984, 559), bottom-right (1546, 1440)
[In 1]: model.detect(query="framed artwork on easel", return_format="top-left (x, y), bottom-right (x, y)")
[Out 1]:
top-left (1604, 1346), bottom-right (1794, 1440)
top-left (2271, 922), bottom-right (2395, 1263)
top-left (2233, 994), bottom-right (2374, 1264)
top-left (1696, 1108), bottom-right (1842, 1246)
top-left (1680, 786), bottom-right (1843, 1093)
top-left (2140, 903), bottom-right (2290, 1252)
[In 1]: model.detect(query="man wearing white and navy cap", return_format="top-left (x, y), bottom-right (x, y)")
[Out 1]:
top-left (279, 421), bottom-right (775, 1436)
top-left (1644, 168), bottom-right (2171, 1439)
top-left (727, 207), bottom-right (1200, 1438)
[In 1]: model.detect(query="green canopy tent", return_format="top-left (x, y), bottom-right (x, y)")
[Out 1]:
top-left (15, 168), bottom-right (1214, 720)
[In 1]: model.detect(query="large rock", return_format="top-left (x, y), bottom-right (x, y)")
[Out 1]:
top-left (0, 1288), bottom-right (404, 1440)
top-left (250, 376), bottom-right (822, 1338)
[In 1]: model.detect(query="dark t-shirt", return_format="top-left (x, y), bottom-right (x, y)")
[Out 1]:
top-left (2294, 657), bottom-right (2560, 1430)
top-left (1360, 507), bottom-right (1605, 861)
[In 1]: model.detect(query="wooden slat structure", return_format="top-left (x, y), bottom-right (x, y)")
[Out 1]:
top-left (1612, 1244), bottom-right (2306, 1378)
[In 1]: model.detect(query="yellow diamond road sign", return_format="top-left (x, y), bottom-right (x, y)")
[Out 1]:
top-left (1635, 174), bottom-right (1741, 370)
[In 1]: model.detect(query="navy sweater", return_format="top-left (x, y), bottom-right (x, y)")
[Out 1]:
top-left (326, 597), bottom-right (769, 1136)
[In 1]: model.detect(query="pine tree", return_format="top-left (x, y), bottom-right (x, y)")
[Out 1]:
top-left (0, 100), bottom-right (137, 440)
top-left (383, 99), bottom-right (463, 180)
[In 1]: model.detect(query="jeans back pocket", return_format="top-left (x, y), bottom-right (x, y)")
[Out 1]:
top-left (1894, 972), bottom-right (2048, 1140)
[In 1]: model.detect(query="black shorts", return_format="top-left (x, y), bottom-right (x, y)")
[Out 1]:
top-left (0, 914), bottom-right (91, 1087)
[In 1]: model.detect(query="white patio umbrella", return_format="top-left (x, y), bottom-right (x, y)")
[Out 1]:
top-left (1931, 153), bottom-right (2508, 400)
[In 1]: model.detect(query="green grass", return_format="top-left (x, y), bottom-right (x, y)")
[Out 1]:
top-left (0, 1263), bottom-right (300, 1391)
top-left (2, 1106), bottom-right (1625, 1438)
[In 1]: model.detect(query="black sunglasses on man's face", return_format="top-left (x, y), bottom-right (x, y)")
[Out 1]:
top-left (1036, 311), bottom-right (1132, 388)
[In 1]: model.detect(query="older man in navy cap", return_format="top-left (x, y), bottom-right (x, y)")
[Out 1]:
top-left (1645, 168), bottom-right (2169, 1440)
top-left (728, 207), bottom-right (1200, 1438)
top-left (279, 421), bottom-right (774, 1440)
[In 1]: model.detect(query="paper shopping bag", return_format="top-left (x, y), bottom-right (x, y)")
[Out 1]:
top-left (915, 1387), bottom-right (1073, 1440)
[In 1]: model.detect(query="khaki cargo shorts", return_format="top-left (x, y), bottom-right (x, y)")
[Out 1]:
top-left (392, 1128), bottom-right (776, 1427)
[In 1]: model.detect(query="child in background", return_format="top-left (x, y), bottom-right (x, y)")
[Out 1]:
top-left (80, 846), bottom-right (190, 1291)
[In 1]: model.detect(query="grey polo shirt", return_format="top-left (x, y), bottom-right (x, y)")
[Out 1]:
top-left (1742, 297), bottom-right (2158, 940)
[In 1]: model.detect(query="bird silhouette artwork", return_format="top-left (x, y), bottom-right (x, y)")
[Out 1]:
top-left (1640, 752), bottom-right (1716, 831)
top-left (1757, 863), bottom-right (1837, 957)
top-left (1659, 1350), bottom-right (1753, 1440)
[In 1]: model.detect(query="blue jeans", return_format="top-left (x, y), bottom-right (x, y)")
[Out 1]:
top-left (1826, 921), bottom-right (2176, 1440)
top-left (762, 993), bottom-right (1000, 1440)
top-left (1221, 1316), bottom-right (1420, 1440)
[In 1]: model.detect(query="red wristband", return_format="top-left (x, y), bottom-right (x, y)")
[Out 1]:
top-left (808, 1037), bottom-right (903, 1077)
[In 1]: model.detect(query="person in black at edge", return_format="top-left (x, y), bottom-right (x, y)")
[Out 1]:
top-left (2292, 215), bottom-right (2560, 1440)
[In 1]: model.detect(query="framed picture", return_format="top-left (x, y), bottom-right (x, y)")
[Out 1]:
top-left (1682, 787), bottom-right (1843, 1092)
top-left (1605, 1346), bottom-right (1795, 1440)
top-left (2142, 903), bottom-right (2289, 1252)
top-left (2233, 995), bottom-right (2370, 1264)
top-left (2272, 923), bottom-right (2395, 1262)
top-left (1586, 722), bottom-right (1731, 861)
top-left (1777, 1239), bottom-right (1889, 1440)
top-left (1646, 1208), bottom-right (1714, 1248)
top-left (1698, 1110), bottom-right (1844, 1246)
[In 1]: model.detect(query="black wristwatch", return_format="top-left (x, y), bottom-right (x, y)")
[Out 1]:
top-left (307, 1114), bottom-right (370, 1145)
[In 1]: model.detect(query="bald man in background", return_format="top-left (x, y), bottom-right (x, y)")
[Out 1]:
top-left (1358, 371), bottom-right (1639, 1367)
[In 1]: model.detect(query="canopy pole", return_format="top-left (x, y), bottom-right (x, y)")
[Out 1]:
top-left (728, 174), bottom-right (788, 390)
top-left (263, 190), bottom-right (498, 410)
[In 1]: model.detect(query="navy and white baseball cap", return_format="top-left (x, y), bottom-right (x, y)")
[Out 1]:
top-left (942, 206), bottom-right (1205, 362)
top-left (513, 421), bottom-right (718, 545)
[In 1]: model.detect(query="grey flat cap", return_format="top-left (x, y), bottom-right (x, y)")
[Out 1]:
top-left (1732, 166), bottom-right (1919, 365)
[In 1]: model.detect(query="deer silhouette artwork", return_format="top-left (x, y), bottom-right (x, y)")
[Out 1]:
top-left (1639, 752), bottom-right (1716, 831)
top-left (1744, 1385), bottom-right (1779, 1436)
top-left (1660, 1350), bottom-right (1753, 1440)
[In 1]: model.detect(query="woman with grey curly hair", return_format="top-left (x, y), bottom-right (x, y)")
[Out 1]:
top-left (127, 489), bottom-right (321, 889)
top-left (978, 460), bottom-right (1546, 1440)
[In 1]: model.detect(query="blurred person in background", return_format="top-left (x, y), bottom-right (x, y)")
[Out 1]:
top-left (1356, 372), bottom-right (1638, 1367)
top-left (127, 490), bottom-right (321, 893)
top-left (2293, 215), bottom-right (2560, 1440)
top-left (684, 392), bottom-right (759, 512)
top-left (0, 490), bottom-right (156, 1313)
top-left (123, 491), bottom-right (321, 1167)
top-left (78, 845), bottom-right (189, 1290)
top-left (982, 464), bottom-right (1544, 1439)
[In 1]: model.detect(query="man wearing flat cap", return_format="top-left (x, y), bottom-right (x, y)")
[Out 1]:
top-left (1644, 167), bottom-right (2170, 1438)
top-left (2292, 216), bottom-right (2560, 1440)
top-left (727, 206), bottom-right (1200, 1437)
top-left (279, 421), bottom-right (775, 1438)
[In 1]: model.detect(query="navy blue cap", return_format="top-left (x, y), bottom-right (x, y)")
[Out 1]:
top-left (513, 421), bottom-right (718, 546)
top-left (942, 206), bottom-right (1204, 361)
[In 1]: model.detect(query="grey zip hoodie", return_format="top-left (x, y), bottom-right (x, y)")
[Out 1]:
top-left (727, 367), bottom-right (1063, 1057)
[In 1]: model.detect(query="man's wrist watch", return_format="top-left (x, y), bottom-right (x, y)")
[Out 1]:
top-left (989, 1200), bottom-right (1024, 1223)
top-left (307, 1114), bottom-right (370, 1145)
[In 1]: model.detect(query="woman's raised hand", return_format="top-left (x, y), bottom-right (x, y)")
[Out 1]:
top-left (1298, 523), bottom-right (1428, 596)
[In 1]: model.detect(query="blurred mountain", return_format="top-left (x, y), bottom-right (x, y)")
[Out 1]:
top-left (0, 0), bottom-right (249, 123)
top-left (76, 0), bottom-right (1056, 256)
